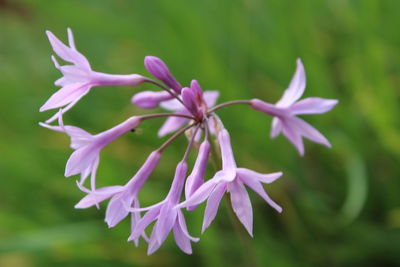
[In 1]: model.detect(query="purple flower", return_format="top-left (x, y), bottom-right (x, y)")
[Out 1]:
top-left (144, 56), bottom-right (182, 93)
top-left (40, 28), bottom-right (145, 123)
top-left (250, 59), bottom-right (338, 155)
top-left (40, 116), bottom-right (98, 187)
top-left (128, 161), bottom-right (199, 255)
top-left (64, 116), bottom-right (141, 183)
top-left (178, 129), bottom-right (282, 236)
top-left (75, 150), bottom-right (161, 245)
top-left (158, 80), bottom-right (219, 137)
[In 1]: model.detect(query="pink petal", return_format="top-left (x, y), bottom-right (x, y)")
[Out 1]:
top-left (271, 117), bottom-right (283, 138)
top-left (131, 91), bottom-right (172, 109)
top-left (282, 119), bottom-right (305, 156)
top-left (40, 83), bottom-right (90, 112)
top-left (160, 98), bottom-right (185, 111)
top-left (229, 180), bottom-right (253, 236)
top-left (236, 169), bottom-right (282, 184)
top-left (74, 185), bottom-right (124, 209)
top-left (177, 179), bottom-right (217, 208)
top-left (155, 203), bottom-right (177, 244)
top-left (65, 145), bottom-right (100, 177)
top-left (129, 206), bottom-right (160, 242)
top-left (290, 97), bottom-right (338, 115)
top-left (158, 113), bottom-right (189, 137)
top-left (202, 183), bottom-right (226, 233)
top-left (177, 211), bottom-right (199, 242)
top-left (289, 117), bottom-right (331, 148)
top-left (276, 59), bottom-right (306, 107)
top-left (105, 194), bottom-right (132, 227)
top-left (173, 224), bottom-right (192, 254)
top-left (203, 91), bottom-right (220, 108)
top-left (239, 175), bottom-right (282, 213)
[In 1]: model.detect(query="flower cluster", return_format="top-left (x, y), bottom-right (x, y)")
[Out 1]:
top-left (40, 29), bottom-right (338, 255)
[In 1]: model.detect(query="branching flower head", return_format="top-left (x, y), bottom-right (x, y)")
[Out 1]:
top-left (40, 29), bottom-right (338, 255)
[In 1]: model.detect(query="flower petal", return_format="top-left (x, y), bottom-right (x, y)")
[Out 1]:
top-left (229, 180), bottom-right (253, 236)
top-left (129, 206), bottom-right (160, 242)
top-left (65, 145), bottom-right (100, 177)
top-left (282, 119), bottom-right (305, 156)
top-left (236, 169), bottom-right (282, 184)
top-left (158, 113), bottom-right (189, 137)
top-left (155, 203), bottom-right (177, 244)
top-left (271, 117), bottom-right (283, 138)
top-left (173, 224), bottom-right (192, 254)
top-left (203, 91), bottom-right (220, 108)
top-left (202, 183), bottom-right (226, 233)
top-left (239, 175), bottom-right (282, 213)
top-left (290, 97), bottom-right (338, 115)
top-left (177, 179), bottom-right (217, 208)
top-left (74, 185), bottom-right (124, 209)
top-left (40, 83), bottom-right (90, 112)
top-left (105, 194), bottom-right (132, 228)
top-left (276, 59), bottom-right (306, 107)
top-left (289, 117), bottom-right (331, 148)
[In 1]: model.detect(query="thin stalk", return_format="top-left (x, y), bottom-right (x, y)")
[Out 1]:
top-left (144, 78), bottom-right (190, 110)
top-left (207, 100), bottom-right (251, 113)
top-left (139, 113), bottom-right (195, 121)
top-left (157, 123), bottom-right (198, 153)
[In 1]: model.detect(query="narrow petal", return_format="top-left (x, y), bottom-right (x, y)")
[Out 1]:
top-left (177, 211), bottom-right (199, 242)
top-left (203, 91), bottom-right (220, 108)
top-left (105, 194), bottom-right (132, 227)
top-left (236, 169), bottom-right (283, 184)
top-left (239, 175), bottom-right (282, 213)
top-left (74, 186), bottom-right (124, 209)
top-left (229, 180), bottom-right (253, 236)
top-left (177, 179), bottom-right (217, 208)
top-left (158, 114), bottom-right (189, 137)
top-left (290, 98), bottom-right (338, 115)
top-left (65, 145), bottom-right (100, 177)
top-left (155, 203), bottom-right (177, 244)
top-left (40, 83), bottom-right (90, 112)
top-left (173, 224), bottom-right (192, 254)
top-left (130, 199), bottom-right (149, 246)
top-left (129, 207), bottom-right (160, 242)
top-left (147, 227), bottom-right (163, 255)
top-left (289, 117), bottom-right (331, 147)
top-left (160, 98), bottom-right (185, 111)
top-left (282, 119), bottom-right (305, 156)
top-left (202, 183), bottom-right (226, 233)
top-left (276, 59), bottom-right (306, 107)
top-left (131, 90), bottom-right (172, 109)
top-left (271, 117), bottom-right (283, 138)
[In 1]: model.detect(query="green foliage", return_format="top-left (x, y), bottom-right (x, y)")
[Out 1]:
top-left (0, 0), bottom-right (399, 266)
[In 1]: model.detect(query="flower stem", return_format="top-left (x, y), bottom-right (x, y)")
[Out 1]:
top-left (207, 100), bottom-right (251, 114)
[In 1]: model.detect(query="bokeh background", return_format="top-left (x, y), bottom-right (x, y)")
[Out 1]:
top-left (1, 0), bottom-right (399, 266)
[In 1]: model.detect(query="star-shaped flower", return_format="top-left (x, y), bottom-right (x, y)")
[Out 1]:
top-left (250, 59), bottom-right (338, 155)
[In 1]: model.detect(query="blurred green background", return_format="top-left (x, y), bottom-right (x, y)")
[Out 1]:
top-left (1, 0), bottom-right (400, 266)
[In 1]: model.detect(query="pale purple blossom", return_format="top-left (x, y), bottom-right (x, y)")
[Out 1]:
top-left (75, 151), bottom-right (161, 245)
top-left (40, 28), bottom-right (338, 255)
top-left (128, 161), bottom-right (199, 255)
top-left (250, 59), bottom-right (338, 155)
top-left (63, 116), bottom-right (140, 187)
top-left (40, 28), bottom-right (146, 123)
top-left (178, 129), bottom-right (282, 235)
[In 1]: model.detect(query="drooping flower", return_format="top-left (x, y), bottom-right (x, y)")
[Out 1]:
top-left (178, 129), bottom-right (282, 236)
top-left (40, 28), bottom-right (146, 123)
top-left (158, 80), bottom-right (219, 137)
top-left (250, 59), bottom-right (338, 155)
top-left (39, 115), bottom-right (98, 187)
top-left (64, 116), bottom-right (141, 184)
top-left (75, 150), bottom-right (161, 245)
top-left (128, 161), bottom-right (199, 255)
